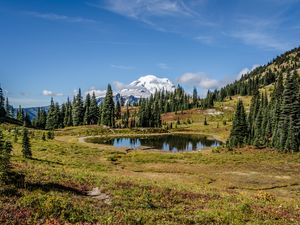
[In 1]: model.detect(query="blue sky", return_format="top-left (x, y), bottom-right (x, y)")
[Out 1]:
top-left (1, 0), bottom-right (300, 107)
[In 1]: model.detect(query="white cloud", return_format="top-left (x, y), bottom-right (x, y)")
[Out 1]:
top-left (157, 63), bottom-right (170, 69)
top-left (113, 81), bottom-right (126, 90)
top-left (229, 16), bottom-right (292, 51)
top-left (85, 87), bottom-right (106, 97)
top-left (237, 64), bottom-right (260, 79)
top-left (231, 30), bottom-right (290, 51)
top-left (178, 72), bottom-right (220, 89)
top-left (26, 11), bottom-right (96, 23)
top-left (102, 0), bottom-right (195, 18)
top-left (111, 64), bottom-right (135, 70)
top-left (194, 35), bottom-right (214, 44)
top-left (89, 0), bottom-right (213, 34)
top-left (42, 90), bottom-right (63, 97)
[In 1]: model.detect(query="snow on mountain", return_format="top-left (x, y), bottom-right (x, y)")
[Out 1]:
top-left (24, 75), bottom-right (175, 119)
top-left (120, 75), bottom-right (175, 98)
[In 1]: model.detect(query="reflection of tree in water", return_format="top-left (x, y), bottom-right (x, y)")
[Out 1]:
top-left (88, 135), bottom-right (222, 151)
top-left (140, 135), bottom-right (221, 151)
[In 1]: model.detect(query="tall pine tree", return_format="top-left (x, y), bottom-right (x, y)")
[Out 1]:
top-left (0, 129), bottom-right (12, 183)
top-left (101, 84), bottom-right (115, 127)
top-left (89, 92), bottom-right (99, 125)
top-left (227, 99), bottom-right (248, 147)
top-left (22, 128), bottom-right (32, 158)
top-left (72, 88), bottom-right (84, 126)
top-left (0, 86), bottom-right (5, 117)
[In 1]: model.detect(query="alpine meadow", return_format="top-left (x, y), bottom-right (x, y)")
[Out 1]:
top-left (1, 0), bottom-right (300, 224)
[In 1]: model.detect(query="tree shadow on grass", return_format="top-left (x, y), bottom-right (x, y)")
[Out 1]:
top-left (30, 157), bottom-right (64, 165)
top-left (25, 182), bottom-right (87, 196)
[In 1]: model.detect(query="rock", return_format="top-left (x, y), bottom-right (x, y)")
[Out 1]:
top-left (87, 187), bottom-right (111, 205)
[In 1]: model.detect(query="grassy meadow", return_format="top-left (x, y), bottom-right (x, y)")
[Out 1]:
top-left (1, 96), bottom-right (300, 224)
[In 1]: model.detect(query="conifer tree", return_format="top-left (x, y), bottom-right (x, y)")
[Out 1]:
top-left (101, 84), bottom-right (115, 127)
top-left (17, 105), bottom-right (24, 122)
top-left (59, 103), bottom-right (65, 128)
top-left (0, 129), bottom-right (12, 183)
top-left (153, 100), bottom-right (161, 127)
top-left (42, 132), bottom-right (46, 141)
top-left (98, 103), bottom-right (103, 125)
top-left (22, 128), bottom-right (32, 158)
top-left (84, 93), bottom-right (91, 125)
top-left (23, 112), bottom-right (31, 127)
top-left (64, 97), bottom-right (73, 127)
top-left (0, 86), bottom-right (5, 117)
top-left (277, 72), bottom-right (299, 149)
top-left (115, 100), bottom-right (121, 120)
top-left (72, 88), bottom-right (84, 126)
top-left (5, 97), bottom-right (11, 117)
top-left (34, 108), bottom-right (47, 129)
top-left (193, 87), bottom-right (198, 107)
top-left (122, 104), bottom-right (130, 128)
top-left (284, 118), bottom-right (298, 151)
top-left (227, 99), bottom-right (248, 147)
top-left (89, 92), bottom-right (99, 125)
top-left (46, 98), bottom-right (59, 130)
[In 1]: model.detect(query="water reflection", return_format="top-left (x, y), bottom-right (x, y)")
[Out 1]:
top-left (87, 134), bottom-right (222, 152)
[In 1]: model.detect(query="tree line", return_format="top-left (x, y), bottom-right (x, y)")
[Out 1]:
top-left (7, 83), bottom-right (211, 129)
top-left (228, 71), bottom-right (300, 152)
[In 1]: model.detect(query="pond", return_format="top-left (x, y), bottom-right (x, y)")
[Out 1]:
top-left (85, 134), bottom-right (222, 152)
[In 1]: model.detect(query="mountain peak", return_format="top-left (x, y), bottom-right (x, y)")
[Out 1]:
top-left (127, 74), bottom-right (175, 96)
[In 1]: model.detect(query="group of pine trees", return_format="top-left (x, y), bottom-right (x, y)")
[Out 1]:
top-left (0, 126), bottom-right (32, 185)
top-left (29, 84), bottom-right (206, 130)
top-left (0, 86), bottom-right (14, 118)
top-left (36, 85), bottom-right (118, 130)
top-left (0, 129), bottom-right (12, 184)
top-left (228, 71), bottom-right (300, 152)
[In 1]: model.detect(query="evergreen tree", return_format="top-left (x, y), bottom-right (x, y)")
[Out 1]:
top-left (89, 92), bottom-right (99, 125)
top-left (153, 100), bottom-right (161, 127)
top-left (17, 105), bottom-right (24, 122)
top-left (5, 97), bottom-right (11, 117)
top-left (55, 102), bottom-right (65, 128)
top-left (46, 98), bottom-right (59, 130)
top-left (42, 132), bottom-right (46, 141)
top-left (277, 72), bottom-right (299, 149)
top-left (227, 99), bottom-right (248, 147)
top-left (23, 112), bottom-right (31, 127)
top-left (122, 105), bottom-right (130, 128)
top-left (64, 97), bottom-right (73, 127)
top-left (115, 100), bottom-right (121, 120)
top-left (47, 130), bottom-right (55, 140)
top-left (34, 108), bottom-right (47, 129)
top-left (284, 117), bottom-right (298, 151)
top-left (22, 128), bottom-right (32, 158)
top-left (0, 129), bottom-right (12, 183)
top-left (193, 87), bottom-right (198, 107)
top-left (59, 103), bottom-right (65, 128)
top-left (72, 88), bottom-right (84, 126)
top-left (83, 93), bottom-right (91, 125)
top-left (0, 86), bottom-right (5, 117)
top-left (101, 84), bottom-right (115, 127)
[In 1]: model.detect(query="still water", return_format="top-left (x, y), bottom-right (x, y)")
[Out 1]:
top-left (86, 134), bottom-right (222, 152)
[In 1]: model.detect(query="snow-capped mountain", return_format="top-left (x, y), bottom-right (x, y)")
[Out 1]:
top-left (120, 75), bottom-right (175, 98)
top-left (23, 75), bottom-right (175, 119)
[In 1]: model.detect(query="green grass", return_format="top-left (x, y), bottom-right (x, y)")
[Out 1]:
top-left (1, 125), bottom-right (300, 224)
top-left (1, 94), bottom-right (299, 224)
